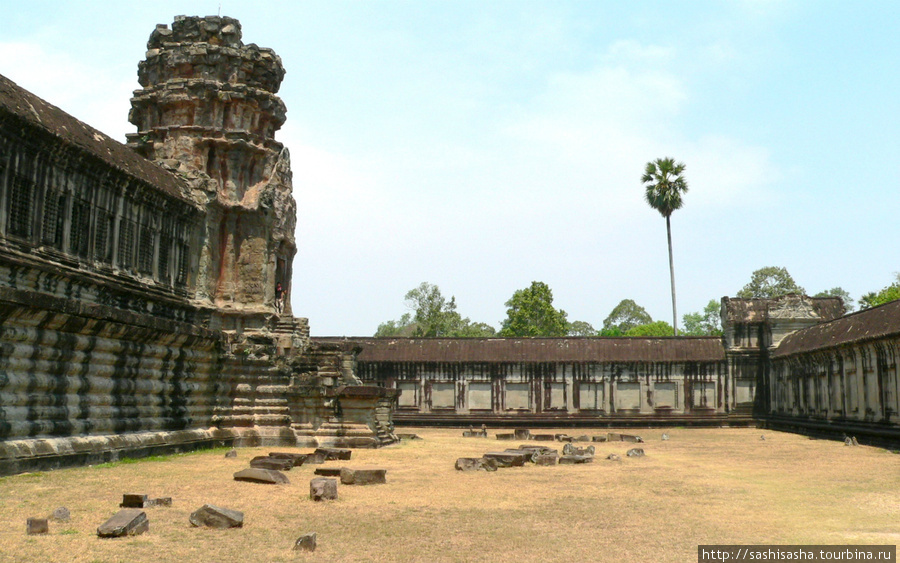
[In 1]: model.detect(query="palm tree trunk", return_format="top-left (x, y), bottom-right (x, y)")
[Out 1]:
top-left (667, 215), bottom-right (678, 336)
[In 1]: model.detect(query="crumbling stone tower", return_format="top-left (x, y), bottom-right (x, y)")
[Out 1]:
top-left (127, 15), bottom-right (296, 332)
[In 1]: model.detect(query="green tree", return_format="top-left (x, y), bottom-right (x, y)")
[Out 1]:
top-left (681, 299), bottom-right (722, 336)
top-left (625, 320), bottom-right (675, 337)
top-left (860, 274), bottom-right (900, 309)
top-left (567, 320), bottom-right (597, 337)
top-left (643, 157), bottom-right (688, 336)
top-left (602, 299), bottom-right (652, 334)
top-left (374, 313), bottom-right (416, 337)
top-left (813, 287), bottom-right (854, 314)
top-left (374, 282), bottom-right (497, 337)
top-left (736, 266), bottom-right (805, 299)
top-left (453, 321), bottom-right (497, 337)
top-left (499, 281), bottom-right (569, 337)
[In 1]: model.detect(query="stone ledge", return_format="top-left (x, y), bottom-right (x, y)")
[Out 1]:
top-left (0, 429), bottom-right (238, 476)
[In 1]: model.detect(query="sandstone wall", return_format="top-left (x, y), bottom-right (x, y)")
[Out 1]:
top-left (767, 300), bottom-right (900, 445)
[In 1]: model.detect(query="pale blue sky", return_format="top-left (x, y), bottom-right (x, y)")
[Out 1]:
top-left (2, 1), bottom-right (898, 335)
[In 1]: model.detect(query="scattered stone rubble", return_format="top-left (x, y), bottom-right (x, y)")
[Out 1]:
top-left (120, 494), bottom-right (172, 508)
top-left (190, 504), bottom-right (244, 529)
top-left (294, 532), bottom-right (317, 552)
top-left (97, 509), bottom-right (149, 538)
top-left (310, 478), bottom-right (338, 501)
top-left (26, 518), bottom-right (48, 535)
top-left (456, 429), bottom-right (659, 471)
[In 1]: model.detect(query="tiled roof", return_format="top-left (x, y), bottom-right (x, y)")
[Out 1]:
top-left (774, 299), bottom-right (900, 358)
top-left (313, 337), bottom-right (726, 363)
top-left (0, 73), bottom-right (192, 204)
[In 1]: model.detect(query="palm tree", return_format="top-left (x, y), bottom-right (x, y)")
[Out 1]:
top-left (642, 157), bottom-right (688, 336)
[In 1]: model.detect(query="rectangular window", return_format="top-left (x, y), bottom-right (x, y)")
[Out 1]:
top-left (157, 233), bottom-right (171, 282)
top-left (546, 382), bottom-right (566, 410)
top-left (505, 383), bottom-right (529, 410)
top-left (692, 381), bottom-right (716, 409)
top-left (175, 240), bottom-right (189, 286)
top-left (119, 219), bottom-right (136, 269)
top-left (654, 382), bottom-right (677, 408)
top-left (41, 190), bottom-right (65, 248)
top-left (431, 383), bottom-right (455, 410)
top-left (69, 197), bottom-right (91, 258)
top-left (735, 379), bottom-right (755, 404)
top-left (467, 382), bottom-right (492, 410)
top-left (616, 382), bottom-right (641, 410)
top-left (578, 383), bottom-right (604, 411)
top-left (397, 382), bottom-right (418, 408)
top-left (7, 175), bottom-right (33, 239)
top-left (94, 210), bottom-right (114, 263)
top-left (138, 222), bottom-right (155, 274)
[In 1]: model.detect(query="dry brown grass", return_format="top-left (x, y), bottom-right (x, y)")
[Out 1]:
top-left (0, 428), bottom-right (897, 562)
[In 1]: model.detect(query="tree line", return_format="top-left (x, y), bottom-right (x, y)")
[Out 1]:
top-left (376, 156), bottom-right (897, 338)
top-left (374, 267), bottom-right (897, 338)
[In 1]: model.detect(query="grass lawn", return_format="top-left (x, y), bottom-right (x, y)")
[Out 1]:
top-left (0, 427), bottom-right (897, 562)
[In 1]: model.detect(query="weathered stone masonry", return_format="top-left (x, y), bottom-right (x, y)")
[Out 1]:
top-left (768, 298), bottom-right (900, 444)
top-left (0, 16), bottom-right (397, 476)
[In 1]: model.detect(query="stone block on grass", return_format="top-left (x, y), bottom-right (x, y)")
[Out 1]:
top-left (314, 467), bottom-right (343, 477)
top-left (302, 452), bottom-right (327, 465)
top-left (340, 467), bottom-right (387, 485)
top-left (314, 447), bottom-right (352, 461)
top-left (250, 456), bottom-right (294, 471)
top-left (50, 507), bottom-right (70, 522)
top-left (26, 518), bottom-right (48, 535)
top-left (233, 467), bottom-right (290, 484)
top-left (189, 504), bottom-right (244, 528)
top-left (294, 532), bottom-right (317, 552)
top-left (482, 451), bottom-right (527, 467)
top-left (97, 509), bottom-right (149, 538)
top-left (120, 494), bottom-right (149, 508)
top-left (454, 457), bottom-right (498, 472)
top-left (534, 453), bottom-right (559, 466)
top-left (558, 454), bottom-right (594, 465)
top-left (268, 452), bottom-right (308, 466)
top-left (310, 478), bottom-right (338, 501)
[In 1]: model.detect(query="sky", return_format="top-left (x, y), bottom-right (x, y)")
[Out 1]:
top-left (2, 1), bottom-right (898, 336)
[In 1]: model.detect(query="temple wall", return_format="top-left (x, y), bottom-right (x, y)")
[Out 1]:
top-left (767, 323), bottom-right (900, 444)
top-left (356, 356), bottom-right (749, 426)
top-left (0, 285), bottom-right (240, 474)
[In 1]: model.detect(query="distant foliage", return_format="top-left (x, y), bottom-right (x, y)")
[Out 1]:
top-left (499, 281), bottom-right (569, 337)
top-left (374, 282), bottom-right (496, 337)
top-left (567, 320), bottom-right (597, 337)
top-left (859, 274), bottom-right (900, 310)
top-left (681, 299), bottom-right (722, 336)
top-left (813, 287), bottom-right (854, 314)
top-left (602, 299), bottom-right (652, 334)
top-left (625, 321), bottom-right (675, 337)
top-left (737, 266), bottom-right (805, 299)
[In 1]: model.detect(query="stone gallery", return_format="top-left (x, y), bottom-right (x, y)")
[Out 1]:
top-left (334, 292), bottom-right (900, 445)
top-left (1, 16), bottom-right (898, 476)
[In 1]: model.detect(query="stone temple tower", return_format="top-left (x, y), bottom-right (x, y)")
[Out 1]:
top-left (127, 15), bottom-right (296, 332)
